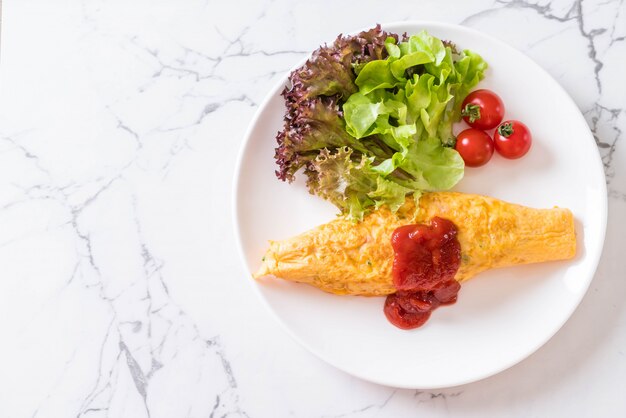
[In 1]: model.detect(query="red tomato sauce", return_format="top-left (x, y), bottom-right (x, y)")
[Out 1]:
top-left (384, 217), bottom-right (462, 329)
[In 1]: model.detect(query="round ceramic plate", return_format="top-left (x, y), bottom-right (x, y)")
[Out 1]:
top-left (233, 22), bottom-right (607, 388)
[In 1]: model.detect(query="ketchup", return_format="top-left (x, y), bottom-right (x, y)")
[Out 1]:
top-left (384, 217), bottom-right (461, 329)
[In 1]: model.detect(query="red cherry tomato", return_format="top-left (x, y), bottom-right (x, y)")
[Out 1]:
top-left (461, 89), bottom-right (505, 130)
top-left (455, 128), bottom-right (494, 167)
top-left (493, 120), bottom-right (532, 159)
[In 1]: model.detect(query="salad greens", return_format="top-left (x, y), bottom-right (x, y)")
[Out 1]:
top-left (275, 26), bottom-right (487, 220)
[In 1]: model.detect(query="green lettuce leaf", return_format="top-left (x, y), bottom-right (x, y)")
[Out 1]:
top-left (397, 137), bottom-right (465, 190)
top-left (340, 30), bottom-right (486, 216)
top-left (354, 60), bottom-right (400, 94)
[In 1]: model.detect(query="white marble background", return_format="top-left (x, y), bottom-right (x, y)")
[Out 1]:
top-left (0, 0), bottom-right (624, 417)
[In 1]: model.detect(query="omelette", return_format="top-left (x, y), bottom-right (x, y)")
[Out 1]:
top-left (254, 192), bottom-right (576, 296)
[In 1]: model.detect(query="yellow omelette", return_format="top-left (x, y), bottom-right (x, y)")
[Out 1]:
top-left (254, 192), bottom-right (576, 296)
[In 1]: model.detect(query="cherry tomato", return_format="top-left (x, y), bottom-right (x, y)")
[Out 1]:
top-left (461, 89), bottom-right (505, 130)
top-left (493, 120), bottom-right (532, 159)
top-left (455, 128), bottom-right (494, 167)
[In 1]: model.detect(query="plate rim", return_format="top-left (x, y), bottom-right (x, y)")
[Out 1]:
top-left (232, 20), bottom-right (608, 389)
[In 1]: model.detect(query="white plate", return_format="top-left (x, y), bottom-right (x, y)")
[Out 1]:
top-left (233, 22), bottom-right (607, 388)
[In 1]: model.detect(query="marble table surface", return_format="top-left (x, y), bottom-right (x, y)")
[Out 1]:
top-left (1, 0), bottom-right (625, 417)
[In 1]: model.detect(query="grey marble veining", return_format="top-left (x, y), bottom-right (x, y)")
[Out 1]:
top-left (0, 0), bottom-right (624, 417)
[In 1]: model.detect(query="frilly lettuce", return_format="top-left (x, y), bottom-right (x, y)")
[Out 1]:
top-left (276, 25), bottom-right (397, 183)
